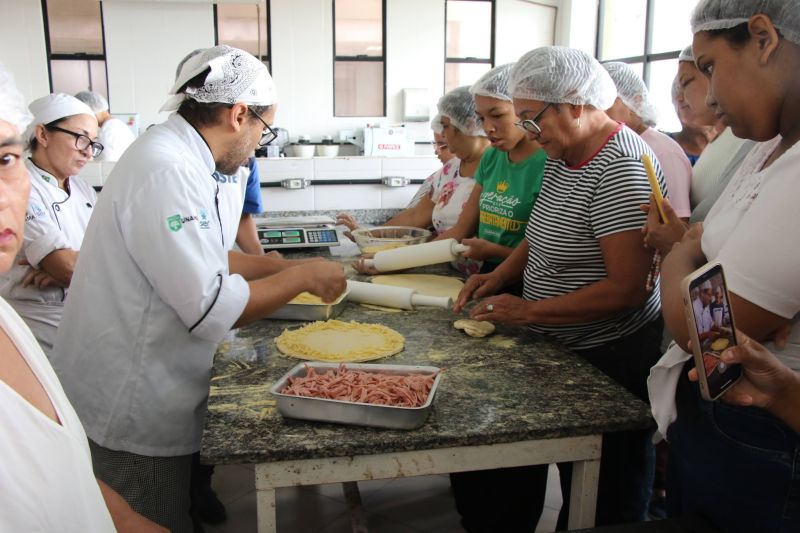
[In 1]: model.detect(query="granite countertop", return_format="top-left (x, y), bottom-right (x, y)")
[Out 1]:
top-left (201, 253), bottom-right (654, 465)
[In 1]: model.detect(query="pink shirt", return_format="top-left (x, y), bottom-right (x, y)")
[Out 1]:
top-left (641, 127), bottom-right (692, 218)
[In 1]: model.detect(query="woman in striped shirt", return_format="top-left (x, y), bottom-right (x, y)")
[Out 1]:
top-left (454, 46), bottom-right (666, 528)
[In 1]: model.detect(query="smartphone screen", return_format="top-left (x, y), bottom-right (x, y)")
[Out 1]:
top-left (687, 263), bottom-right (742, 399)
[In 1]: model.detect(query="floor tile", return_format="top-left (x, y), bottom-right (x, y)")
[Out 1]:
top-left (357, 475), bottom-right (463, 531)
top-left (209, 464), bottom-right (255, 506)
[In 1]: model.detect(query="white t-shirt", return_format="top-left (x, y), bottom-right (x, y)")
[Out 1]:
top-left (96, 117), bottom-right (136, 162)
top-left (649, 135), bottom-right (800, 439)
top-left (430, 158), bottom-right (475, 234)
top-left (0, 296), bottom-right (114, 532)
top-left (689, 127), bottom-right (749, 209)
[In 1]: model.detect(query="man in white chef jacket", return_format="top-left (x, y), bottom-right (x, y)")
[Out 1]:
top-left (51, 46), bottom-right (346, 532)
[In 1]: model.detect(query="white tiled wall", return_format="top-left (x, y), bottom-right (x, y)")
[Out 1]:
top-left (83, 156), bottom-right (437, 212)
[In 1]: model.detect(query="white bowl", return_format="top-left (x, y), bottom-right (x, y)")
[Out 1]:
top-left (316, 144), bottom-right (339, 157)
top-left (290, 145), bottom-right (315, 158)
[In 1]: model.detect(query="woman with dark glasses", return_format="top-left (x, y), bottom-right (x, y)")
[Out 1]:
top-left (0, 93), bottom-right (101, 357)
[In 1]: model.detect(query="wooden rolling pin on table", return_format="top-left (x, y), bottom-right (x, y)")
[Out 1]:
top-left (345, 280), bottom-right (452, 310)
top-left (362, 239), bottom-right (469, 272)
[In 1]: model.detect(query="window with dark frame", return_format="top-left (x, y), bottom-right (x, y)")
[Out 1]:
top-left (596, 0), bottom-right (699, 131)
top-left (333, 0), bottom-right (386, 117)
top-left (214, 1), bottom-right (271, 72)
top-left (445, 0), bottom-right (495, 94)
top-left (42, 0), bottom-right (108, 99)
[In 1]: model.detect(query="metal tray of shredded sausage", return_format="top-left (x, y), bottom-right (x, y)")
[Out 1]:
top-left (269, 362), bottom-right (442, 429)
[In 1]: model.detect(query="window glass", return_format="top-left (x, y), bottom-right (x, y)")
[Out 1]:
top-left (46, 0), bottom-right (104, 55)
top-left (334, 0), bottom-right (383, 57)
top-left (648, 58), bottom-right (681, 132)
top-left (445, 62), bottom-right (492, 94)
top-left (216, 2), bottom-right (269, 59)
top-left (651, 0), bottom-right (698, 54)
top-left (335, 62), bottom-right (384, 117)
top-left (598, 0), bottom-right (646, 60)
top-left (51, 60), bottom-right (108, 100)
top-left (446, 0), bottom-right (492, 59)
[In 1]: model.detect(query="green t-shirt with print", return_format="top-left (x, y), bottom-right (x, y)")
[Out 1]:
top-left (475, 146), bottom-right (546, 263)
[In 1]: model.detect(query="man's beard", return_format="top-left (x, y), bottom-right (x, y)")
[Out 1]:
top-left (216, 133), bottom-right (253, 175)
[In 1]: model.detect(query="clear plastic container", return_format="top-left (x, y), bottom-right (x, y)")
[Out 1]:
top-left (351, 226), bottom-right (431, 254)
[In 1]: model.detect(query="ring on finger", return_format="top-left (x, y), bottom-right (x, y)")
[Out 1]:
top-left (486, 304), bottom-right (494, 312)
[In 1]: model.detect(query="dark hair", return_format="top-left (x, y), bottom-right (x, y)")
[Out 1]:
top-left (176, 68), bottom-right (272, 128)
top-left (27, 117), bottom-right (67, 153)
top-left (706, 21), bottom-right (783, 48)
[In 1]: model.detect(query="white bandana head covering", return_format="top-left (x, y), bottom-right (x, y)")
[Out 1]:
top-left (23, 93), bottom-right (95, 142)
top-left (0, 63), bottom-right (33, 135)
top-left (160, 45), bottom-right (277, 113)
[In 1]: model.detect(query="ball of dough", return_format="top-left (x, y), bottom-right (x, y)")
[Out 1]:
top-left (453, 319), bottom-right (496, 338)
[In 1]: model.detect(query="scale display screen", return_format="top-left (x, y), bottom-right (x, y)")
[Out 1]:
top-left (257, 227), bottom-right (339, 249)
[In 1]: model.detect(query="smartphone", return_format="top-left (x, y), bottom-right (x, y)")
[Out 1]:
top-left (682, 261), bottom-right (742, 400)
top-left (641, 154), bottom-right (668, 223)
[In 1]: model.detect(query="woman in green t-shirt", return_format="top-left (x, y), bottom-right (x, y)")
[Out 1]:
top-left (437, 64), bottom-right (546, 275)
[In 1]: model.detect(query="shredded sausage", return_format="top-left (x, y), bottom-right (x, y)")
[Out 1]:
top-left (280, 364), bottom-right (438, 408)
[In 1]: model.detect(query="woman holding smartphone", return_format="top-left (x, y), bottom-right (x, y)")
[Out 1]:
top-left (650, 2), bottom-right (800, 531)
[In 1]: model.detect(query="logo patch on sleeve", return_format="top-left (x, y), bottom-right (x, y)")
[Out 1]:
top-left (167, 214), bottom-right (183, 232)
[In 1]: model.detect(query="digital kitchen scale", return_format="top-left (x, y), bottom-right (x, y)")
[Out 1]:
top-left (254, 215), bottom-right (341, 250)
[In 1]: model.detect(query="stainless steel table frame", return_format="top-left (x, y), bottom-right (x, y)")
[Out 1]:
top-left (254, 435), bottom-right (601, 532)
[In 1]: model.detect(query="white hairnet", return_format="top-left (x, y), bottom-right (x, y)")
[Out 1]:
top-left (430, 114), bottom-right (443, 134)
top-left (160, 45), bottom-right (277, 112)
top-left (678, 45), bottom-right (694, 62)
top-left (603, 62), bottom-right (658, 127)
top-left (24, 93), bottom-right (95, 142)
top-left (436, 86), bottom-right (485, 137)
top-left (469, 64), bottom-right (514, 102)
top-left (0, 63), bottom-right (32, 135)
top-left (691, 0), bottom-right (800, 45)
top-left (509, 46), bottom-right (617, 110)
top-left (74, 90), bottom-right (109, 114)
top-left (671, 76), bottom-right (682, 101)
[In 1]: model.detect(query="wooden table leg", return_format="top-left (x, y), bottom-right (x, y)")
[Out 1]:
top-left (567, 457), bottom-right (601, 529)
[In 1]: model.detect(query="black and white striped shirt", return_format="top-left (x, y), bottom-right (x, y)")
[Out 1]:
top-left (523, 125), bottom-right (664, 350)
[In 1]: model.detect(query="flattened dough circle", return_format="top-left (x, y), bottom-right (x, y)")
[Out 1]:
top-left (371, 274), bottom-right (464, 301)
top-left (275, 319), bottom-right (405, 362)
top-left (453, 319), bottom-right (496, 338)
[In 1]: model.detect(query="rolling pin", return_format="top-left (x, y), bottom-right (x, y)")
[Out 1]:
top-left (362, 238), bottom-right (469, 272)
top-left (346, 280), bottom-right (452, 310)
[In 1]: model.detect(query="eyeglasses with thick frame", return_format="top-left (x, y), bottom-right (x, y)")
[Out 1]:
top-left (248, 107), bottom-right (278, 147)
top-left (514, 102), bottom-right (553, 137)
top-left (45, 125), bottom-right (104, 158)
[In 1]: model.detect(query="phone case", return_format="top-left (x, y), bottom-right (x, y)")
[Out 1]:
top-left (681, 261), bottom-right (740, 401)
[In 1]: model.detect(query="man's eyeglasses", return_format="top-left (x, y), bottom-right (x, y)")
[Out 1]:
top-left (249, 108), bottom-right (277, 147)
top-left (45, 125), bottom-right (104, 157)
top-left (514, 103), bottom-right (553, 137)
